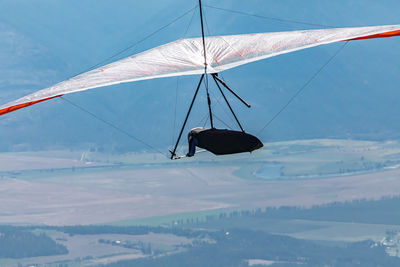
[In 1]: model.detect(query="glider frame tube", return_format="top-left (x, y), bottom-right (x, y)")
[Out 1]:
top-left (212, 74), bottom-right (245, 132)
top-left (213, 74), bottom-right (251, 108)
top-left (170, 74), bottom-right (205, 159)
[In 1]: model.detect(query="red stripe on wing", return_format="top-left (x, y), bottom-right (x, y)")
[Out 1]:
top-left (0, 95), bottom-right (63, 116)
top-left (346, 30), bottom-right (400, 41)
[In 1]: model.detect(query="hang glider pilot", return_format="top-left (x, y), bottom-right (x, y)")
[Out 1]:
top-left (186, 127), bottom-right (263, 157)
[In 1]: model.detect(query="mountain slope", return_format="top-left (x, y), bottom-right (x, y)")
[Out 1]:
top-left (0, 0), bottom-right (399, 152)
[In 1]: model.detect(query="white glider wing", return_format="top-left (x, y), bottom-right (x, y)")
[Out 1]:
top-left (1, 25), bottom-right (399, 116)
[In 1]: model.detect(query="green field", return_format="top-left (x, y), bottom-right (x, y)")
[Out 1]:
top-left (4, 138), bottom-right (400, 182)
top-left (2, 139), bottom-right (400, 265)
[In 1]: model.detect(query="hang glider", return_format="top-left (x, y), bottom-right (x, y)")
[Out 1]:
top-left (0, 25), bottom-right (399, 117)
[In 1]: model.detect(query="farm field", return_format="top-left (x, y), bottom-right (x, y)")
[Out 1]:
top-left (0, 230), bottom-right (194, 267)
top-left (2, 139), bottom-right (400, 266)
top-left (1, 139), bottom-right (400, 226)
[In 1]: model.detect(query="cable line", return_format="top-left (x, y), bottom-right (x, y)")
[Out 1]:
top-left (258, 42), bottom-right (349, 135)
top-left (209, 89), bottom-right (237, 129)
top-left (214, 114), bottom-right (234, 130)
top-left (172, 78), bottom-right (180, 148)
top-left (172, 6), bottom-right (198, 148)
top-left (69, 5), bottom-right (198, 79)
top-left (59, 97), bottom-right (169, 159)
top-left (58, 7), bottom-right (199, 159)
top-left (204, 4), bottom-right (336, 28)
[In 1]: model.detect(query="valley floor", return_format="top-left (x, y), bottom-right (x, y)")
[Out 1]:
top-left (1, 139), bottom-right (400, 226)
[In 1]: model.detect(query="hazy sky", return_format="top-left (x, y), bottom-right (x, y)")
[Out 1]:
top-left (1, 0), bottom-right (400, 152)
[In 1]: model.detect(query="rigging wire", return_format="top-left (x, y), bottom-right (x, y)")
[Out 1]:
top-left (212, 90), bottom-right (236, 130)
top-left (199, 1), bottom-right (214, 129)
top-left (257, 42), bottom-right (349, 135)
top-left (209, 90), bottom-right (236, 129)
top-left (60, 96), bottom-right (169, 159)
top-left (69, 5), bottom-right (198, 79)
top-left (195, 91), bottom-right (235, 130)
top-left (201, 2), bottom-right (212, 130)
top-left (56, 7), bottom-right (201, 159)
top-left (203, 3), bottom-right (212, 37)
top-left (55, 3), bottom-right (344, 157)
top-left (204, 4), bottom-right (336, 28)
top-left (172, 6), bottom-right (198, 148)
top-left (198, 100), bottom-right (235, 130)
top-left (214, 114), bottom-right (234, 130)
top-left (172, 77), bottom-right (180, 147)
top-left (184, 5), bottom-right (199, 37)
top-left (202, 5), bottom-right (238, 130)
top-left (202, 116), bottom-right (209, 128)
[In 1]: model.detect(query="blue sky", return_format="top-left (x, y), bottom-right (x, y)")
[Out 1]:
top-left (0, 0), bottom-right (399, 152)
